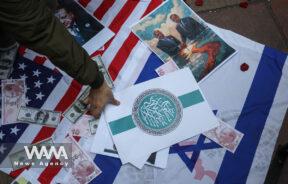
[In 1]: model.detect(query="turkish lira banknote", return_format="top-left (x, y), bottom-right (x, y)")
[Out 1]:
top-left (155, 60), bottom-right (179, 76)
top-left (63, 87), bottom-right (90, 124)
top-left (92, 55), bottom-right (114, 88)
top-left (70, 115), bottom-right (99, 137)
top-left (63, 135), bottom-right (101, 184)
top-left (203, 120), bottom-right (244, 153)
top-left (1, 79), bottom-right (26, 125)
top-left (9, 138), bottom-right (54, 170)
top-left (17, 106), bottom-right (61, 127)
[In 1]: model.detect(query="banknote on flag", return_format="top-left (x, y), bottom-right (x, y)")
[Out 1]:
top-left (63, 87), bottom-right (90, 124)
top-left (62, 135), bottom-right (101, 184)
top-left (104, 68), bottom-right (219, 168)
top-left (1, 79), bottom-right (26, 125)
top-left (92, 55), bottom-right (114, 88)
top-left (203, 119), bottom-right (244, 153)
top-left (17, 107), bottom-right (61, 127)
top-left (69, 115), bottom-right (98, 137)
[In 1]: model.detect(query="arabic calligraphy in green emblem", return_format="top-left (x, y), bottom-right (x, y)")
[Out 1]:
top-left (132, 89), bottom-right (183, 136)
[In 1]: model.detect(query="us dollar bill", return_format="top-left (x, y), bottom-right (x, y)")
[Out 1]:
top-left (17, 106), bottom-right (61, 127)
top-left (9, 138), bottom-right (53, 170)
top-left (92, 55), bottom-right (114, 88)
top-left (88, 118), bottom-right (99, 135)
top-left (63, 87), bottom-right (90, 124)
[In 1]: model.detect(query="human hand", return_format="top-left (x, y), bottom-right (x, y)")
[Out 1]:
top-left (180, 43), bottom-right (187, 50)
top-left (85, 81), bottom-right (120, 118)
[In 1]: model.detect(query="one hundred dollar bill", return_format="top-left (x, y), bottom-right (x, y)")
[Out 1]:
top-left (17, 106), bottom-right (61, 127)
top-left (203, 120), bottom-right (244, 153)
top-left (92, 55), bottom-right (114, 88)
top-left (63, 135), bottom-right (101, 184)
top-left (88, 118), bottom-right (99, 135)
top-left (63, 87), bottom-right (90, 124)
top-left (9, 138), bottom-right (53, 170)
top-left (2, 79), bottom-right (26, 125)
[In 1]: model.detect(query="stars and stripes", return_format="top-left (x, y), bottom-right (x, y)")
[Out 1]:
top-left (10, 57), bottom-right (62, 108)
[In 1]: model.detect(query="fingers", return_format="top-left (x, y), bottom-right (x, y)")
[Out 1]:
top-left (110, 96), bottom-right (120, 106)
top-left (89, 108), bottom-right (101, 119)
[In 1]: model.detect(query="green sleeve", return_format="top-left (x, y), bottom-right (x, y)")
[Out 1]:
top-left (0, 0), bottom-right (104, 88)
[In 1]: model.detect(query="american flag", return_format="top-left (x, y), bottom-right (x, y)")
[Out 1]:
top-left (0, 0), bottom-right (163, 183)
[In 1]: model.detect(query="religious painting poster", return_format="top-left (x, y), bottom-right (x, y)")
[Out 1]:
top-left (131, 0), bottom-right (236, 82)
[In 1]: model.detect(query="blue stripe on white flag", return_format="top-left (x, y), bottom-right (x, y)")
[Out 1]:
top-left (216, 47), bottom-right (287, 184)
top-left (135, 53), bottom-right (163, 84)
top-left (90, 155), bottom-right (122, 184)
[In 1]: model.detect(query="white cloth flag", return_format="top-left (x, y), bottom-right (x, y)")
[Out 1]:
top-left (104, 68), bottom-right (219, 168)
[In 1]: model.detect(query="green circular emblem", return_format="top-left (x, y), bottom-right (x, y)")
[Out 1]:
top-left (132, 89), bottom-right (183, 136)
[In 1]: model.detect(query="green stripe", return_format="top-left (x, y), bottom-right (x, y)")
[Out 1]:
top-left (178, 90), bottom-right (204, 108)
top-left (109, 115), bottom-right (135, 135)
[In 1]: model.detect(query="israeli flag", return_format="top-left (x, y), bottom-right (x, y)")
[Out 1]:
top-left (111, 25), bottom-right (288, 184)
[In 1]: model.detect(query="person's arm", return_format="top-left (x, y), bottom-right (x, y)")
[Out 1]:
top-left (0, 0), bottom-right (119, 117)
top-left (0, 0), bottom-right (102, 88)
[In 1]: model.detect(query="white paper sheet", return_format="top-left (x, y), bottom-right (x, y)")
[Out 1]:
top-left (90, 115), bottom-right (169, 169)
top-left (104, 68), bottom-right (219, 168)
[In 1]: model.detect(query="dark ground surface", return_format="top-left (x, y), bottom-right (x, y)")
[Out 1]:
top-left (185, 0), bottom-right (288, 183)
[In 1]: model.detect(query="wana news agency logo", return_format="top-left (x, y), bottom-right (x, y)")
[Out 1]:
top-left (10, 141), bottom-right (72, 169)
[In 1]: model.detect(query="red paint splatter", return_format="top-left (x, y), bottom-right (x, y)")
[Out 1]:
top-left (239, 1), bottom-right (249, 8)
top-left (195, 0), bottom-right (204, 6)
top-left (240, 63), bottom-right (249, 71)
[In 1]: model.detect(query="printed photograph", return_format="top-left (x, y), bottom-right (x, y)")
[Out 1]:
top-left (132, 0), bottom-right (236, 82)
top-left (55, 0), bottom-right (114, 54)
